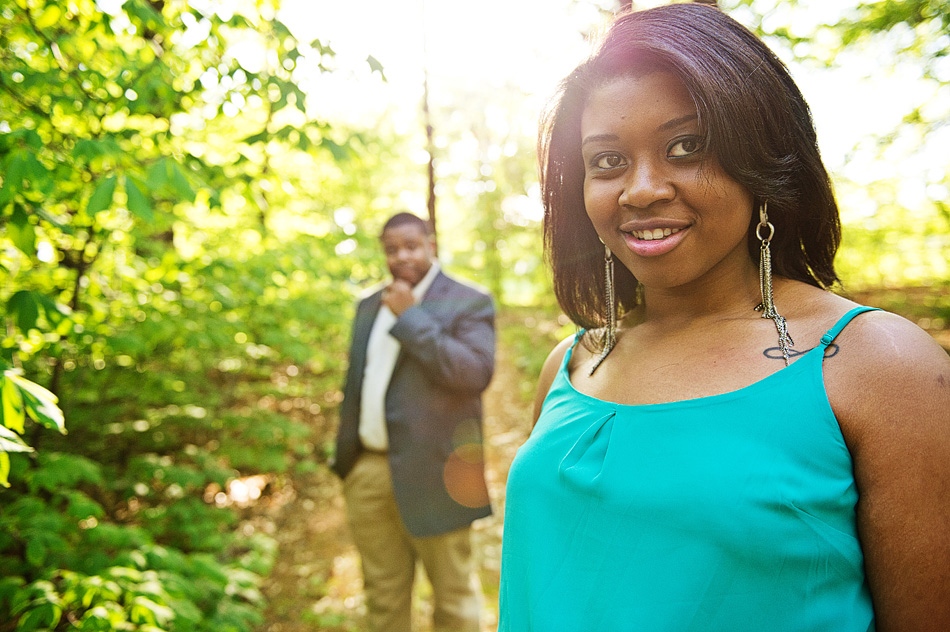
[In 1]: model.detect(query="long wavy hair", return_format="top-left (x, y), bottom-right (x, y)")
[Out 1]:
top-left (541, 2), bottom-right (841, 329)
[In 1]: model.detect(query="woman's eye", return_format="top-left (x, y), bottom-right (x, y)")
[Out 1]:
top-left (593, 153), bottom-right (624, 170)
top-left (669, 137), bottom-right (702, 158)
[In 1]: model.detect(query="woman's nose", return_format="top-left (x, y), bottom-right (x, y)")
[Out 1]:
top-left (618, 160), bottom-right (675, 208)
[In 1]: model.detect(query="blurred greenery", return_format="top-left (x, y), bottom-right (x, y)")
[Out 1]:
top-left (0, 0), bottom-right (386, 628)
top-left (734, 0), bottom-right (950, 286)
top-left (1, 0), bottom-right (948, 630)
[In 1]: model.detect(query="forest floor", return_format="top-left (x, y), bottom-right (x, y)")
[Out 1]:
top-left (248, 288), bottom-right (950, 632)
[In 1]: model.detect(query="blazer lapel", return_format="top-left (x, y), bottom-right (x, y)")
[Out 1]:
top-left (350, 290), bottom-right (383, 380)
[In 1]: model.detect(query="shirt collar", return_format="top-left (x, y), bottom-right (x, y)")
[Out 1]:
top-left (411, 260), bottom-right (440, 301)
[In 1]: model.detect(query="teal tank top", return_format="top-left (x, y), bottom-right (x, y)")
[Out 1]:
top-left (498, 307), bottom-right (877, 631)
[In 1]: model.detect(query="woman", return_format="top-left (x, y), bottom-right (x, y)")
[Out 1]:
top-left (497, 3), bottom-right (950, 631)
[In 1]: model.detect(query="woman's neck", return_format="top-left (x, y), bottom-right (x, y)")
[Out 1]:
top-left (637, 263), bottom-right (765, 329)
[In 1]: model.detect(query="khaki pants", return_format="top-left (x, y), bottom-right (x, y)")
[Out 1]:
top-left (343, 452), bottom-right (482, 632)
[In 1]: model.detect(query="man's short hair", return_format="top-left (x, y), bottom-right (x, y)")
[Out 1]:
top-left (380, 212), bottom-right (431, 237)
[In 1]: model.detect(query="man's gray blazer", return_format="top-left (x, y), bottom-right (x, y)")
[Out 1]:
top-left (332, 271), bottom-right (495, 537)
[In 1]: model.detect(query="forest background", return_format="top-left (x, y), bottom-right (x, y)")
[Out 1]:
top-left (1, 0), bottom-right (948, 630)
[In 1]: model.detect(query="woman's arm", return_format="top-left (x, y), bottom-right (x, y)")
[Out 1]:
top-left (828, 311), bottom-right (950, 630)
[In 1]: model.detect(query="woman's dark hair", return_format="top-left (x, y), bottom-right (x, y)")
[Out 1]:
top-left (541, 2), bottom-right (841, 329)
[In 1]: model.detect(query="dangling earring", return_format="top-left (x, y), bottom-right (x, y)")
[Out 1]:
top-left (590, 243), bottom-right (616, 375)
top-left (754, 202), bottom-right (794, 365)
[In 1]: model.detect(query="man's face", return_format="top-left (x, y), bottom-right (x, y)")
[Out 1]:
top-left (381, 223), bottom-right (436, 287)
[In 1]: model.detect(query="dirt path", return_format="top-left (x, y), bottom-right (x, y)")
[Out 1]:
top-left (254, 320), bottom-right (538, 632)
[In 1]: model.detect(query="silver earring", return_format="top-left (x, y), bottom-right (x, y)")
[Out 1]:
top-left (754, 202), bottom-right (794, 365)
top-left (590, 243), bottom-right (616, 375)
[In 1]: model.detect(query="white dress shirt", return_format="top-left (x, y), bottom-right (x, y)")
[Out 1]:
top-left (358, 261), bottom-right (441, 451)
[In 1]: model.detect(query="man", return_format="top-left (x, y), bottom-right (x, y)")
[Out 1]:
top-left (332, 212), bottom-right (495, 632)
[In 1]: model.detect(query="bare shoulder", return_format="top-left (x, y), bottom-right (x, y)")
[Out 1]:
top-left (532, 334), bottom-right (579, 427)
top-left (827, 308), bottom-right (950, 439)
top-left (826, 308), bottom-right (950, 628)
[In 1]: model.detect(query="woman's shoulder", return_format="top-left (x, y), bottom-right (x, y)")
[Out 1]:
top-left (809, 288), bottom-right (947, 364)
top-left (819, 292), bottom-right (950, 447)
top-left (784, 283), bottom-right (923, 348)
top-left (820, 296), bottom-right (950, 626)
top-left (532, 333), bottom-right (583, 426)
top-left (778, 282), bottom-right (949, 421)
top-left (795, 285), bottom-right (946, 382)
top-left (540, 333), bottom-right (581, 385)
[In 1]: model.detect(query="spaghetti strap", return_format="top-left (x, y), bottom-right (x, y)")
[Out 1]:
top-left (558, 330), bottom-right (586, 372)
top-left (573, 330), bottom-right (586, 348)
top-left (819, 306), bottom-right (881, 347)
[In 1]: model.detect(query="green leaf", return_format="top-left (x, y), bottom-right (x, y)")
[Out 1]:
top-left (8, 204), bottom-right (36, 256)
top-left (7, 372), bottom-right (64, 434)
top-left (228, 14), bottom-right (253, 28)
top-left (7, 290), bottom-right (39, 333)
top-left (73, 138), bottom-right (121, 163)
top-left (293, 85), bottom-right (307, 113)
top-left (320, 138), bottom-right (351, 162)
top-left (12, 129), bottom-right (43, 151)
top-left (125, 176), bottom-right (154, 220)
top-left (0, 577), bottom-right (25, 606)
top-left (310, 38), bottom-right (335, 56)
top-left (125, 0), bottom-right (163, 31)
top-left (34, 5), bottom-right (62, 29)
top-left (241, 130), bottom-right (269, 145)
top-left (86, 175), bottom-right (117, 215)
top-left (61, 490), bottom-right (104, 520)
top-left (13, 151), bottom-right (53, 197)
top-left (169, 162), bottom-right (196, 202)
top-left (16, 599), bottom-right (61, 629)
top-left (0, 452), bottom-right (9, 488)
top-left (146, 159), bottom-right (171, 191)
top-left (73, 139), bottom-right (106, 162)
top-left (129, 596), bottom-right (174, 625)
top-left (367, 55), bottom-right (387, 81)
top-left (0, 151), bottom-right (28, 204)
top-left (33, 293), bottom-right (68, 327)
top-left (1, 373), bottom-right (26, 434)
top-left (272, 19), bottom-right (293, 40)
top-left (0, 424), bottom-right (33, 453)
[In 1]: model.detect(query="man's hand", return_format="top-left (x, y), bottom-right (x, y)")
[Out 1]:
top-left (382, 279), bottom-right (416, 316)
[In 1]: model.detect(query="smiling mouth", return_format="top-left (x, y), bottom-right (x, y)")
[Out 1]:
top-left (629, 227), bottom-right (683, 241)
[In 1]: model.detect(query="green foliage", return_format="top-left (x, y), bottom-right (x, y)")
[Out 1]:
top-left (835, 0), bottom-right (949, 56)
top-left (731, 0), bottom-right (950, 287)
top-left (0, 366), bottom-right (65, 486)
top-left (499, 307), bottom-right (576, 402)
top-left (0, 0), bottom-right (394, 628)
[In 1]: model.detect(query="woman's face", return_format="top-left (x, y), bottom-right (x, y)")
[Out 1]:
top-left (581, 71), bottom-right (755, 292)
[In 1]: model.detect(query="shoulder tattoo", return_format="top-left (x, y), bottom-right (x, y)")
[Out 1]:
top-left (763, 343), bottom-right (839, 361)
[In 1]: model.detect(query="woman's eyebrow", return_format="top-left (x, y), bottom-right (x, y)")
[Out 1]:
top-left (582, 114), bottom-right (699, 147)
top-left (581, 133), bottom-right (619, 147)
top-left (657, 114), bottom-right (698, 132)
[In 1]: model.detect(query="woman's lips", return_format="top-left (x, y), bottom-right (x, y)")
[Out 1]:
top-left (621, 226), bottom-right (688, 257)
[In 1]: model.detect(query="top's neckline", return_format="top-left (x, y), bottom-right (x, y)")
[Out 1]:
top-left (559, 306), bottom-right (879, 410)
top-left (559, 338), bottom-right (822, 410)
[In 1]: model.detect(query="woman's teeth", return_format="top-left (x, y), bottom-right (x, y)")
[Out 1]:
top-left (632, 227), bottom-right (681, 241)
